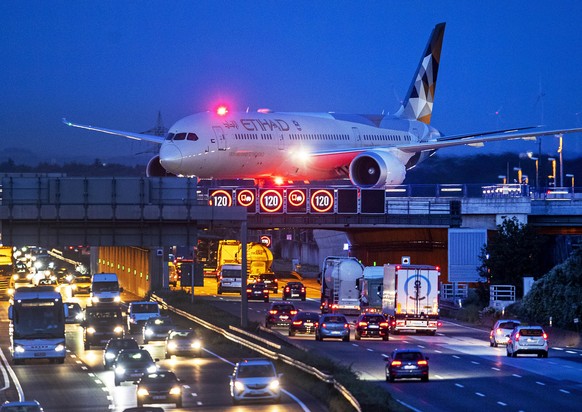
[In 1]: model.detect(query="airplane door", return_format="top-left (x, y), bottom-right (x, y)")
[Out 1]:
top-left (212, 126), bottom-right (226, 151)
top-left (352, 127), bottom-right (362, 147)
top-left (278, 132), bottom-right (285, 150)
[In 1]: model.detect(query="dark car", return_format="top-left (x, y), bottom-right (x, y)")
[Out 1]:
top-left (164, 329), bottom-right (202, 359)
top-left (257, 273), bottom-right (278, 294)
top-left (113, 349), bottom-right (158, 386)
top-left (65, 302), bottom-right (83, 324)
top-left (103, 338), bottom-right (140, 369)
top-left (265, 301), bottom-right (297, 328)
top-left (83, 306), bottom-right (125, 349)
top-left (385, 349), bottom-right (429, 382)
top-left (282, 281), bottom-right (306, 301)
top-left (288, 311), bottom-right (320, 336)
top-left (315, 314), bottom-right (350, 342)
top-left (142, 316), bottom-right (175, 344)
top-left (246, 281), bottom-right (270, 302)
top-left (136, 371), bottom-right (182, 408)
top-left (354, 313), bottom-right (389, 341)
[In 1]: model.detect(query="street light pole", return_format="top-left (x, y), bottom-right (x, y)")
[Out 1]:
top-left (556, 134), bottom-right (564, 187)
top-left (566, 173), bottom-right (574, 192)
top-left (548, 157), bottom-right (556, 187)
top-left (527, 152), bottom-right (539, 190)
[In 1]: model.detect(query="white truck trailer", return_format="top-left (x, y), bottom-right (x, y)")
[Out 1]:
top-left (382, 264), bottom-right (440, 335)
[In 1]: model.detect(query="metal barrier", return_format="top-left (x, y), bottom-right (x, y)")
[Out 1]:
top-left (151, 294), bottom-right (361, 411)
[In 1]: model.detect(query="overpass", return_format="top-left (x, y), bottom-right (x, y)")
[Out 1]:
top-left (1, 177), bottom-right (581, 296)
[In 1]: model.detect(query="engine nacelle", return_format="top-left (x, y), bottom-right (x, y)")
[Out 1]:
top-left (146, 156), bottom-right (177, 177)
top-left (349, 150), bottom-right (406, 188)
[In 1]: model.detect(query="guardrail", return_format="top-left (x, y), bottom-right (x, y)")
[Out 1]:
top-left (151, 293), bottom-right (361, 411)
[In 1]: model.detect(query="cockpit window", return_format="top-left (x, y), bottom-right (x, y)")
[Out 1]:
top-left (173, 133), bottom-right (187, 141)
top-left (165, 133), bottom-right (175, 141)
top-left (187, 133), bottom-right (199, 141)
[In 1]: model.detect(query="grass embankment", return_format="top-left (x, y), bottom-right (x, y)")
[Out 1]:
top-left (156, 290), bottom-right (406, 412)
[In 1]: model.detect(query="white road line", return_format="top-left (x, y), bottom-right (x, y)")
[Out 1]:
top-left (491, 367), bottom-right (500, 371)
top-left (434, 350), bottom-right (442, 353)
top-left (452, 355), bottom-right (460, 359)
top-left (417, 345), bottom-right (425, 348)
top-left (566, 350), bottom-right (576, 354)
top-left (536, 381), bottom-right (545, 386)
top-left (512, 374), bottom-right (522, 378)
top-left (471, 361), bottom-right (480, 365)
top-left (434, 374), bottom-right (444, 379)
top-left (455, 383), bottom-right (464, 388)
top-left (475, 392), bottom-right (485, 397)
top-left (560, 389), bottom-right (570, 394)
top-left (0, 348), bottom-right (24, 401)
top-left (367, 348), bottom-right (374, 352)
top-left (497, 401), bottom-right (507, 406)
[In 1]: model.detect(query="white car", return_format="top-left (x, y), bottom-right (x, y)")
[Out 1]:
top-left (489, 319), bottom-right (521, 347)
top-left (229, 358), bottom-right (281, 404)
top-left (506, 325), bottom-right (549, 358)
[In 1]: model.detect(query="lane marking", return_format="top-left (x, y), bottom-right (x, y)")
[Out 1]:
top-left (0, 348), bottom-right (24, 401)
top-left (475, 392), bottom-right (485, 397)
top-left (455, 383), bottom-right (464, 388)
top-left (536, 381), bottom-right (545, 386)
top-left (491, 367), bottom-right (500, 371)
top-left (560, 389), bottom-right (570, 394)
top-left (434, 350), bottom-right (442, 353)
top-left (452, 355), bottom-right (460, 359)
top-left (497, 401), bottom-right (507, 406)
top-left (471, 361), bottom-right (480, 365)
top-left (367, 348), bottom-right (374, 352)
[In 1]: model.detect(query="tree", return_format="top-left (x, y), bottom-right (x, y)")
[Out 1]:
top-left (478, 217), bottom-right (550, 298)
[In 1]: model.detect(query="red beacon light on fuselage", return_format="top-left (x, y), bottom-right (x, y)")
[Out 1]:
top-left (216, 105), bottom-right (229, 116)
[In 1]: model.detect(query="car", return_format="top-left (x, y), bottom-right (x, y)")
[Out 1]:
top-left (113, 348), bottom-right (158, 386)
top-left (82, 306), bottom-right (125, 349)
top-left (265, 301), bottom-right (297, 328)
top-left (164, 329), bottom-right (202, 358)
top-left (0, 400), bottom-right (44, 412)
top-left (103, 337), bottom-right (140, 369)
top-left (71, 275), bottom-right (92, 296)
top-left (257, 273), bottom-right (278, 294)
top-left (136, 371), bottom-right (183, 408)
top-left (65, 302), bottom-right (83, 324)
top-left (229, 358), bottom-right (281, 404)
top-left (385, 349), bottom-right (429, 382)
top-left (489, 319), bottom-right (521, 347)
top-left (282, 281), bottom-right (306, 301)
top-left (288, 311), bottom-right (320, 336)
top-left (354, 313), bottom-right (389, 341)
top-left (506, 325), bottom-right (549, 358)
top-left (246, 281), bottom-right (270, 302)
top-left (127, 301), bottom-right (161, 334)
top-left (315, 314), bottom-right (350, 342)
top-left (142, 316), bottom-right (175, 344)
top-left (122, 408), bottom-right (164, 412)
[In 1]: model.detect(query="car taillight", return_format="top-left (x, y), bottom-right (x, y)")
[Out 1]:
top-left (437, 321), bottom-right (443, 327)
top-left (290, 310), bottom-right (298, 315)
top-left (269, 310), bottom-right (278, 315)
top-left (380, 322), bottom-right (389, 328)
top-left (263, 290), bottom-right (269, 295)
top-left (543, 332), bottom-right (548, 340)
top-left (292, 320), bottom-right (303, 326)
top-left (417, 360), bottom-right (428, 366)
top-left (285, 287), bottom-right (290, 292)
top-left (344, 323), bottom-right (349, 329)
top-left (391, 360), bottom-right (402, 366)
top-left (515, 332), bottom-right (520, 341)
top-left (391, 320), bottom-right (396, 326)
top-left (246, 289), bottom-right (251, 293)
top-left (322, 323), bottom-right (327, 328)
top-left (496, 329), bottom-right (503, 335)
top-left (358, 322), bottom-right (368, 327)
top-left (301, 287), bottom-right (305, 292)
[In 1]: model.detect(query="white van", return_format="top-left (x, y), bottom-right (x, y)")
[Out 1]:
top-left (90, 273), bottom-right (122, 305)
top-left (127, 301), bottom-right (161, 334)
top-left (217, 264), bottom-right (242, 294)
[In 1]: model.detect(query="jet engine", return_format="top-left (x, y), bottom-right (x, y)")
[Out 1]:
top-left (349, 150), bottom-right (406, 188)
top-left (146, 156), bottom-right (177, 177)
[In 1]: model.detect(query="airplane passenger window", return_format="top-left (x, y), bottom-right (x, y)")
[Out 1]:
top-left (187, 133), bottom-right (199, 141)
top-left (173, 133), bottom-right (187, 140)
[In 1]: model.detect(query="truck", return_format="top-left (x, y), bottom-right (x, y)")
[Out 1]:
top-left (357, 266), bottom-right (385, 312)
top-left (215, 240), bottom-right (274, 279)
top-left (381, 264), bottom-right (440, 335)
top-left (320, 256), bottom-right (364, 315)
top-left (82, 305), bottom-right (125, 349)
top-left (0, 245), bottom-right (13, 276)
top-left (8, 286), bottom-right (68, 364)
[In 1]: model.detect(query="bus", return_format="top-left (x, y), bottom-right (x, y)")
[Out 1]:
top-left (8, 286), bottom-right (68, 364)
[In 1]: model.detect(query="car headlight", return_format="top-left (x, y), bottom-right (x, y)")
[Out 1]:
top-left (167, 342), bottom-right (177, 350)
top-left (86, 327), bottom-right (96, 334)
top-left (113, 296), bottom-right (121, 303)
top-left (91, 297), bottom-right (100, 303)
top-left (115, 366), bottom-right (126, 375)
top-left (234, 380), bottom-right (245, 391)
top-left (12, 274), bottom-right (19, 281)
top-left (145, 329), bottom-right (153, 336)
top-left (268, 379), bottom-right (280, 390)
top-left (113, 326), bottom-right (124, 334)
top-left (105, 352), bottom-right (116, 360)
top-left (14, 345), bottom-right (25, 353)
top-left (55, 344), bottom-right (65, 352)
top-left (191, 340), bottom-right (202, 350)
top-left (137, 388), bottom-right (149, 397)
top-left (75, 313), bottom-right (84, 320)
top-left (71, 285), bottom-right (78, 290)
top-left (147, 365), bottom-right (157, 374)
top-left (169, 386), bottom-right (181, 395)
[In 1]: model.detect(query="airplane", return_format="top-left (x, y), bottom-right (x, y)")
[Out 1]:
top-left (63, 22), bottom-right (582, 188)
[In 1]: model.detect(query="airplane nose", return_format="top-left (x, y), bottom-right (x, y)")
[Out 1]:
top-left (159, 144), bottom-right (183, 173)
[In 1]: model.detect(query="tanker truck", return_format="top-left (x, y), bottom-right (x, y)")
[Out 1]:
top-left (320, 256), bottom-right (364, 315)
top-left (381, 264), bottom-right (440, 335)
top-left (216, 240), bottom-right (274, 278)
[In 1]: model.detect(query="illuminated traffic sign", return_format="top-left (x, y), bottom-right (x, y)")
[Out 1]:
top-left (259, 234), bottom-right (272, 247)
top-left (236, 188), bottom-right (256, 213)
top-left (310, 189), bottom-right (334, 213)
top-left (209, 189), bottom-right (233, 207)
top-left (286, 188), bottom-right (307, 213)
top-left (259, 189), bottom-right (284, 213)
top-left (337, 188), bottom-right (358, 214)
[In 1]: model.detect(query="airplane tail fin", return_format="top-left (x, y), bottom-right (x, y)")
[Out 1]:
top-left (396, 22), bottom-right (446, 124)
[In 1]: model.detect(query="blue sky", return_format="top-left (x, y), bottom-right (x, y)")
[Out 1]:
top-left (2, 1), bottom-right (582, 165)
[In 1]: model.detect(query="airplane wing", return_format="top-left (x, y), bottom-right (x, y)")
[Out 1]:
top-left (62, 119), bottom-right (165, 144)
top-left (399, 127), bottom-right (582, 153)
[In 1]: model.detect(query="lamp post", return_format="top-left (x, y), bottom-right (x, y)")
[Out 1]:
top-left (566, 173), bottom-right (574, 191)
top-left (556, 134), bottom-right (563, 187)
top-left (513, 167), bottom-right (522, 184)
top-left (498, 175), bottom-right (507, 184)
top-left (548, 157), bottom-right (556, 187)
top-left (527, 152), bottom-right (539, 190)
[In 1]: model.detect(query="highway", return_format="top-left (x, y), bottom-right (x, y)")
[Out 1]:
top-left (199, 277), bottom-right (582, 412)
top-left (0, 291), bottom-right (326, 412)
